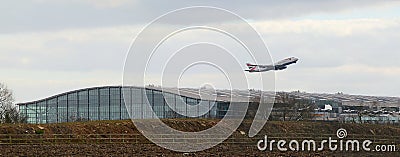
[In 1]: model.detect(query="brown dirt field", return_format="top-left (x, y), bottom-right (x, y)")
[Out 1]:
top-left (2, 143), bottom-right (398, 157)
top-left (1, 119), bottom-right (400, 156)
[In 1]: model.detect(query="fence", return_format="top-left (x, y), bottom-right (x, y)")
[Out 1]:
top-left (1, 133), bottom-right (399, 146)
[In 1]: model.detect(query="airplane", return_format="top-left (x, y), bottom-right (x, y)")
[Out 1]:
top-left (245, 57), bottom-right (298, 72)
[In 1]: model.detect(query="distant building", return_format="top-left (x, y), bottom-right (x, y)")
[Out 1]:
top-left (339, 114), bottom-right (400, 124)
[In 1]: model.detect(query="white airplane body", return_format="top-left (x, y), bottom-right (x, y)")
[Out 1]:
top-left (245, 57), bottom-right (298, 72)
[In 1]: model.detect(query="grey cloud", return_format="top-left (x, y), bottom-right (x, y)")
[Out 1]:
top-left (265, 26), bottom-right (400, 68)
top-left (276, 66), bottom-right (400, 97)
top-left (2, 1), bottom-right (400, 102)
top-left (1, 0), bottom-right (397, 34)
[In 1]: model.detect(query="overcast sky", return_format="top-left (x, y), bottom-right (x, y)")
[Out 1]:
top-left (1, 0), bottom-right (400, 103)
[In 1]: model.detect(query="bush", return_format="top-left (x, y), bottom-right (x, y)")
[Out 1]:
top-left (35, 129), bottom-right (45, 134)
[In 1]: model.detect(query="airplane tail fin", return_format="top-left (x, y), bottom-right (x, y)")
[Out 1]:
top-left (245, 63), bottom-right (258, 72)
top-left (246, 63), bottom-right (256, 67)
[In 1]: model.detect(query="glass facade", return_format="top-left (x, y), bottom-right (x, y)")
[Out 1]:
top-left (88, 89), bottom-right (99, 121)
top-left (17, 86), bottom-right (247, 124)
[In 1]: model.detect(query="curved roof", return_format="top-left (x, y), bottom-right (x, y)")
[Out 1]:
top-left (16, 86), bottom-right (262, 105)
top-left (16, 86), bottom-right (124, 105)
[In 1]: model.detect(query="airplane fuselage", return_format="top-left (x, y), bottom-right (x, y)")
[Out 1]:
top-left (245, 57), bottom-right (298, 72)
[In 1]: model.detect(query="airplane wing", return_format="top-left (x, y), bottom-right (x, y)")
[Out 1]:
top-left (246, 63), bottom-right (273, 69)
top-left (258, 65), bottom-right (274, 69)
top-left (274, 59), bottom-right (290, 66)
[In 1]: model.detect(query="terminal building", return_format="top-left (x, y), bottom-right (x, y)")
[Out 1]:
top-left (17, 86), bottom-right (259, 124)
top-left (17, 86), bottom-right (400, 124)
